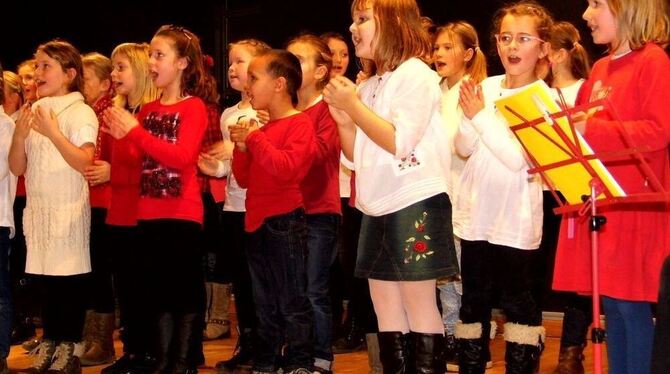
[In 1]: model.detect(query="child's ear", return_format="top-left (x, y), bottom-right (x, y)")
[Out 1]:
top-left (177, 56), bottom-right (189, 71)
top-left (65, 68), bottom-right (77, 85)
top-left (539, 41), bottom-right (550, 59)
top-left (101, 78), bottom-right (112, 93)
top-left (464, 48), bottom-right (475, 63)
top-left (315, 64), bottom-right (328, 82)
top-left (275, 76), bottom-right (287, 94)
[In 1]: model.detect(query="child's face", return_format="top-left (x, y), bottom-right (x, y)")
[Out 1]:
top-left (111, 54), bottom-right (137, 98)
top-left (149, 36), bottom-right (186, 90)
top-left (350, 6), bottom-right (376, 60)
top-left (433, 32), bottom-right (469, 80)
top-left (18, 64), bottom-right (37, 102)
top-left (496, 14), bottom-right (547, 84)
top-left (327, 38), bottom-right (349, 78)
top-left (82, 65), bottom-right (109, 105)
top-left (287, 42), bottom-right (323, 92)
top-left (228, 45), bottom-right (254, 93)
top-left (34, 50), bottom-right (73, 98)
top-left (246, 56), bottom-right (275, 111)
top-left (583, 0), bottom-right (618, 46)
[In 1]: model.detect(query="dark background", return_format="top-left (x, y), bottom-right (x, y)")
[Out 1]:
top-left (3, 0), bottom-right (604, 106)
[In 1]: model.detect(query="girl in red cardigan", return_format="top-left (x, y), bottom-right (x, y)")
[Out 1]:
top-left (552, 0), bottom-right (670, 372)
top-left (96, 42), bottom-right (159, 374)
top-left (104, 25), bottom-right (214, 373)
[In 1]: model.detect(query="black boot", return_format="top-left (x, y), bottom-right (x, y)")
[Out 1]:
top-left (173, 313), bottom-right (199, 374)
top-left (409, 332), bottom-right (445, 374)
top-left (504, 342), bottom-right (542, 374)
top-left (214, 327), bottom-right (254, 374)
top-left (377, 332), bottom-right (409, 374)
top-left (153, 313), bottom-right (174, 374)
top-left (332, 315), bottom-right (365, 354)
top-left (502, 323), bottom-right (545, 374)
top-left (455, 322), bottom-right (488, 374)
top-left (444, 334), bottom-right (459, 372)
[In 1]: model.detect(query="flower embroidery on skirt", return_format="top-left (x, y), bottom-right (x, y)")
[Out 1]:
top-left (403, 211), bottom-right (434, 263)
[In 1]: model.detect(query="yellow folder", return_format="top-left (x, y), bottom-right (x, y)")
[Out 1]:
top-left (494, 80), bottom-right (625, 205)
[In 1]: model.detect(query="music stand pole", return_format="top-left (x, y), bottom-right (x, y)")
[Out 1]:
top-left (589, 180), bottom-right (606, 374)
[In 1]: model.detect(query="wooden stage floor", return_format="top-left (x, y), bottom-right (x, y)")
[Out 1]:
top-left (6, 315), bottom-right (608, 373)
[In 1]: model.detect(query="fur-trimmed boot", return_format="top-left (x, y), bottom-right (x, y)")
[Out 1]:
top-left (409, 332), bottom-right (446, 374)
top-left (377, 332), bottom-right (409, 374)
top-left (503, 322), bottom-right (545, 374)
top-left (454, 322), bottom-right (486, 374)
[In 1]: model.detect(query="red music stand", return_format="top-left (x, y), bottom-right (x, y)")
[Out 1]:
top-left (502, 89), bottom-right (670, 374)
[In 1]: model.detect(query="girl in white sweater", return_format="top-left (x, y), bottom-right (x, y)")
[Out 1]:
top-left (9, 40), bottom-right (98, 374)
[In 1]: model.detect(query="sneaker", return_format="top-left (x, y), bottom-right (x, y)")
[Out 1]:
top-left (285, 369), bottom-right (311, 374)
top-left (18, 340), bottom-right (56, 374)
top-left (46, 342), bottom-right (81, 374)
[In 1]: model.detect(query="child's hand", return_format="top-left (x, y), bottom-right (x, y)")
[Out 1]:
top-left (205, 140), bottom-right (228, 160)
top-left (229, 119), bottom-right (259, 150)
top-left (198, 153), bottom-right (221, 176)
top-left (324, 76), bottom-right (358, 111)
top-left (31, 105), bottom-right (61, 139)
top-left (102, 106), bottom-right (139, 139)
top-left (257, 110), bottom-right (270, 125)
top-left (356, 70), bottom-right (370, 85)
top-left (328, 105), bottom-right (355, 130)
top-left (84, 160), bottom-right (111, 186)
top-left (14, 105), bottom-right (33, 140)
top-left (459, 79), bottom-right (485, 120)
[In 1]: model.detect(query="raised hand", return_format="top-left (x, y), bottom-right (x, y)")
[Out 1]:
top-left (102, 106), bottom-right (139, 139)
top-left (459, 79), bottom-right (485, 120)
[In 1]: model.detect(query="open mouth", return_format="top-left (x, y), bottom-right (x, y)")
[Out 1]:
top-left (508, 56), bottom-right (521, 64)
top-left (435, 61), bottom-right (447, 69)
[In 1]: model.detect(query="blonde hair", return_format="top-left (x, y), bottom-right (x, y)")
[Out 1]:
top-left (82, 52), bottom-right (113, 83)
top-left (228, 39), bottom-right (271, 57)
top-left (548, 22), bottom-right (591, 80)
top-left (3, 71), bottom-right (23, 102)
top-left (435, 21), bottom-right (488, 84)
top-left (606, 0), bottom-right (670, 50)
top-left (111, 43), bottom-right (159, 109)
top-left (351, 0), bottom-right (432, 73)
top-left (287, 34), bottom-right (333, 90)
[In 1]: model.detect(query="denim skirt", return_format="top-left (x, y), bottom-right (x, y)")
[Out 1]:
top-left (355, 193), bottom-right (459, 281)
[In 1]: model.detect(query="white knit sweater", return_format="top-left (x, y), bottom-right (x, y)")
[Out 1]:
top-left (24, 92), bottom-right (98, 275)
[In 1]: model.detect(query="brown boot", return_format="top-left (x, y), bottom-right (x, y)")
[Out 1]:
top-left (80, 313), bottom-right (115, 366)
top-left (552, 345), bottom-right (585, 374)
top-left (204, 282), bottom-right (232, 340)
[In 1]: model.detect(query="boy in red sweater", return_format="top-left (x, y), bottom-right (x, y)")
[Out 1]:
top-left (230, 49), bottom-right (316, 374)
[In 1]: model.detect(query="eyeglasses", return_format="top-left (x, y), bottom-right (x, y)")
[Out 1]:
top-left (495, 33), bottom-right (545, 47)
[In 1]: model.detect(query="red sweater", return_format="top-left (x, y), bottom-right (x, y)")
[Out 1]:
top-left (553, 43), bottom-right (670, 301)
top-left (106, 136), bottom-right (142, 226)
top-left (233, 112), bottom-right (315, 231)
top-left (126, 97), bottom-right (207, 224)
top-left (300, 100), bottom-right (342, 215)
top-left (90, 95), bottom-right (114, 209)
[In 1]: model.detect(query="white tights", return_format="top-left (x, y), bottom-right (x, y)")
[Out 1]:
top-left (369, 279), bottom-right (444, 334)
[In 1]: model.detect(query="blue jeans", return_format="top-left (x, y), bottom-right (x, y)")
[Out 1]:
top-left (602, 296), bottom-right (654, 374)
top-left (306, 213), bottom-right (339, 369)
top-left (0, 227), bottom-right (12, 358)
top-left (438, 281), bottom-right (461, 335)
top-left (247, 209), bottom-right (314, 372)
